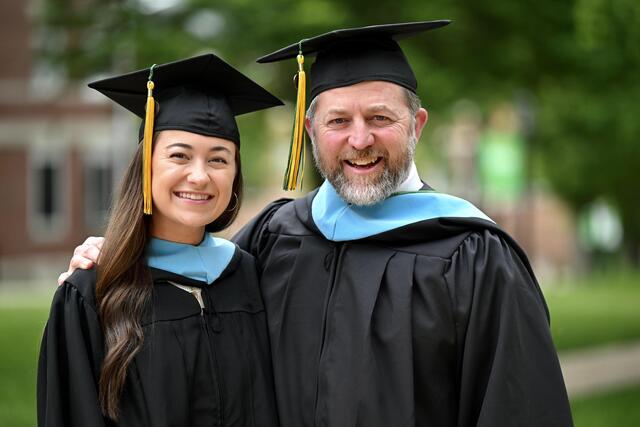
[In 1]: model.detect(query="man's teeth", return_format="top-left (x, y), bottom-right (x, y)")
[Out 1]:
top-left (348, 157), bottom-right (379, 166)
top-left (176, 192), bottom-right (210, 200)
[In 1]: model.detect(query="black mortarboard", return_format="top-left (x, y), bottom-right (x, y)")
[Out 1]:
top-left (88, 53), bottom-right (283, 214)
top-left (257, 20), bottom-right (451, 100)
top-left (89, 53), bottom-right (283, 145)
top-left (256, 21), bottom-right (450, 191)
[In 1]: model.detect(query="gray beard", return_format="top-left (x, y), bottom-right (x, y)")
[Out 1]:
top-left (312, 135), bottom-right (417, 206)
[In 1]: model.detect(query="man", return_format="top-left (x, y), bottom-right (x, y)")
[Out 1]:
top-left (62, 21), bottom-right (573, 426)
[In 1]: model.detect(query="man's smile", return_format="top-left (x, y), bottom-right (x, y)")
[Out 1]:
top-left (344, 156), bottom-right (382, 168)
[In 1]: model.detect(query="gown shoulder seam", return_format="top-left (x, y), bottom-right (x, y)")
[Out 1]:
top-left (60, 280), bottom-right (100, 317)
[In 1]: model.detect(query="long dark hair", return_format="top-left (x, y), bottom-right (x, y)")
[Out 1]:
top-left (96, 139), bottom-right (243, 420)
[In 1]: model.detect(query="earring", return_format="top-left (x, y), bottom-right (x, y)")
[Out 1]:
top-left (225, 192), bottom-right (239, 212)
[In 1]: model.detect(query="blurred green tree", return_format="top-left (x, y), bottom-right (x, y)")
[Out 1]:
top-left (36, 0), bottom-right (640, 261)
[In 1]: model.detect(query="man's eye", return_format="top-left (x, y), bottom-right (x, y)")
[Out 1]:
top-left (329, 118), bottom-right (347, 125)
top-left (373, 115), bottom-right (389, 122)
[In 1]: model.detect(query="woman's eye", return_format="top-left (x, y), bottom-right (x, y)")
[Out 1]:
top-left (169, 152), bottom-right (188, 160)
top-left (209, 157), bottom-right (228, 165)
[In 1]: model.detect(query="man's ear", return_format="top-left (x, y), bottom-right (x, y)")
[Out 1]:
top-left (414, 108), bottom-right (428, 141)
top-left (305, 117), bottom-right (313, 137)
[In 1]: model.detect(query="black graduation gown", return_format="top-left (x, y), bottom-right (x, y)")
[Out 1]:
top-left (37, 247), bottom-right (278, 427)
top-left (233, 189), bottom-right (573, 427)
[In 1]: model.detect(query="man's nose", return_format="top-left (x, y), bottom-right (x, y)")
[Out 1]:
top-left (347, 119), bottom-right (374, 150)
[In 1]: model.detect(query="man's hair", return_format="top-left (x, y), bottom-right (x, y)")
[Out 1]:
top-left (404, 88), bottom-right (422, 118)
top-left (306, 86), bottom-right (422, 132)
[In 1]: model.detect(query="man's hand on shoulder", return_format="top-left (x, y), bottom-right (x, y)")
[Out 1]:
top-left (57, 236), bottom-right (105, 285)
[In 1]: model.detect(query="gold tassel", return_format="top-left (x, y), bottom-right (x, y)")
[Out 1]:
top-left (282, 50), bottom-right (306, 191)
top-left (142, 65), bottom-right (156, 215)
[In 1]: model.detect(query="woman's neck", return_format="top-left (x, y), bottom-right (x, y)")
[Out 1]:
top-left (150, 225), bottom-right (206, 245)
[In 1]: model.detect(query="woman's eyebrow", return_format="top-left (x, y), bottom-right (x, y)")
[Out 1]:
top-left (210, 146), bottom-right (233, 154)
top-left (165, 142), bottom-right (192, 149)
top-left (165, 142), bottom-right (232, 154)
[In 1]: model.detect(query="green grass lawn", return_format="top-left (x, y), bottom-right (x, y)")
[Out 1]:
top-left (0, 290), bottom-right (52, 427)
top-left (571, 385), bottom-right (640, 427)
top-left (0, 270), bottom-right (639, 426)
top-left (544, 270), bottom-right (640, 352)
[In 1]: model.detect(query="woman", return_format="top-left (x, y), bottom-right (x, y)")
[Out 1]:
top-left (37, 54), bottom-right (283, 426)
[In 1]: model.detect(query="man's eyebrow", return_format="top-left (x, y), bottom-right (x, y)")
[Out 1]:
top-left (325, 107), bottom-right (348, 116)
top-left (367, 104), bottom-right (397, 114)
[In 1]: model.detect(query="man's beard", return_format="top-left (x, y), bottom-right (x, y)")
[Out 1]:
top-left (312, 134), bottom-right (417, 206)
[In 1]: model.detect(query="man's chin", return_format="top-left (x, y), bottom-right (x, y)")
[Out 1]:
top-left (321, 162), bottom-right (406, 205)
top-left (331, 176), bottom-right (390, 206)
top-left (342, 172), bottom-right (382, 188)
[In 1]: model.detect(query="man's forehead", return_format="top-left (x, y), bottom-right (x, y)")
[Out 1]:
top-left (316, 80), bottom-right (407, 110)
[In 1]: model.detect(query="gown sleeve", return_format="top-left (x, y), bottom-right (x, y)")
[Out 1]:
top-left (232, 198), bottom-right (290, 256)
top-left (444, 230), bottom-right (573, 427)
top-left (37, 273), bottom-right (107, 427)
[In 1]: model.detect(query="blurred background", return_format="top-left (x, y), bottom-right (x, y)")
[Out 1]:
top-left (1, 0), bottom-right (639, 425)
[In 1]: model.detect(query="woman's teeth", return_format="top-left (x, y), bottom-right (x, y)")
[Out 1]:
top-left (176, 192), bottom-right (211, 200)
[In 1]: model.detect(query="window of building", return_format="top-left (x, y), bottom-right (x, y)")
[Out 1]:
top-left (84, 157), bottom-right (114, 231)
top-left (28, 149), bottom-right (69, 242)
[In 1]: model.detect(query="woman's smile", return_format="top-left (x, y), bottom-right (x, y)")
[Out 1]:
top-left (174, 191), bottom-right (214, 203)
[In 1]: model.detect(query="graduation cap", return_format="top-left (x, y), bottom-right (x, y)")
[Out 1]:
top-left (88, 54), bottom-right (283, 214)
top-left (257, 20), bottom-right (450, 191)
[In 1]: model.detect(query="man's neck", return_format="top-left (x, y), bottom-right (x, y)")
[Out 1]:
top-left (396, 162), bottom-right (422, 192)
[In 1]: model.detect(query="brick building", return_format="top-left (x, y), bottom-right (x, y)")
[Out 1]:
top-left (0, 0), bottom-right (132, 281)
